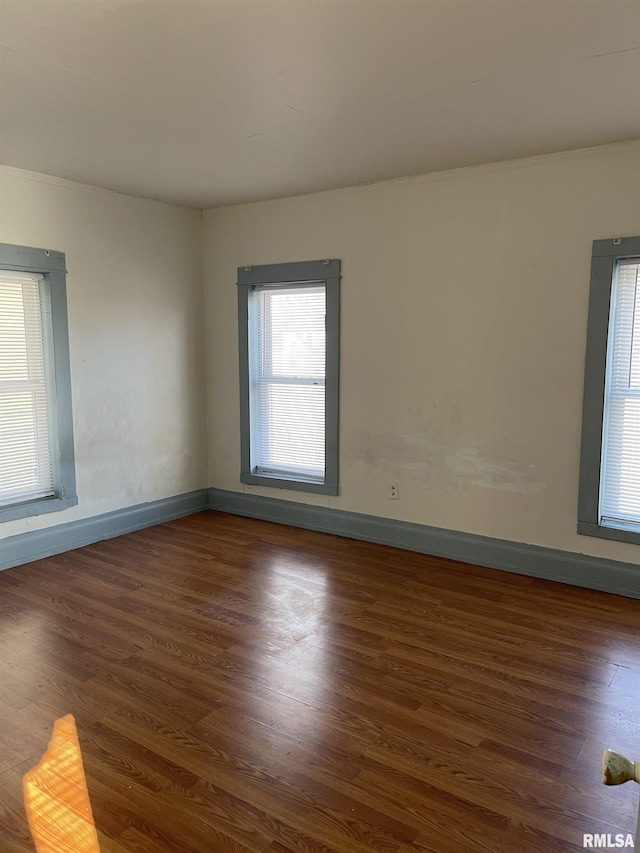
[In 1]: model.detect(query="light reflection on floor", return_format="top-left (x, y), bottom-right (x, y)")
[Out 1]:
top-left (262, 557), bottom-right (327, 650)
top-left (251, 556), bottom-right (330, 742)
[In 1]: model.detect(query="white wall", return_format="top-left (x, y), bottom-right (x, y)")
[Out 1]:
top-left (202, 141), bottom-right (640, 565)
top-left (0, 166), bottom-right (207, 539)
top-left (2, 143), bottom-right (639, 566)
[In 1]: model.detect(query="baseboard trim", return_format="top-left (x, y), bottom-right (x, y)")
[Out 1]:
top-left (3, 486), bottom-right (637, 598)
top-left (0, 489), bottom-right (210, 571)
top-left (208, 488), bottom-right (640, 599)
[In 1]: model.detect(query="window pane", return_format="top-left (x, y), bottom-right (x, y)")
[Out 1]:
top-left (601, 396), bottom-right (640, 524)
top-left (259, 287), bottom-right (325, 378)
top-left (253, 381), bottom-right (325, 478)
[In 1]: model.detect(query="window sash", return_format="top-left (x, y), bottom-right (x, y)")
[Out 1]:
top-left (0, 271), bottom-right (55, 507)
top-left (248, 283), bottom-right (327, 483)
top-left (599, 259), bottom-right (640, 530)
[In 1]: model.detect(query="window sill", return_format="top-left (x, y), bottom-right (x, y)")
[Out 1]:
top-left (0, 494), bottom-right (79, 523)
top-left (241, 471), bottom-right (338, 496)
top-left (577, 520), bottom-right (640, 546)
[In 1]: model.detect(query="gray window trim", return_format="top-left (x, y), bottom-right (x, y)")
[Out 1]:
top-left (0, 243), bottom-right (78, 522)
top-left (237, 259), bottom-right (340, 496)
top-left (578, 236), bottom-right (640, 545)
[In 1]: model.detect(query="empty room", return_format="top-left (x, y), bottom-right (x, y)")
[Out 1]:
top-left (1, 1), bottom-right (640, 851)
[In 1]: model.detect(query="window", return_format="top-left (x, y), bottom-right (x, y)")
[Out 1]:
top-left (0, 244), bottom-right (77, 521)
top-left (237, 259), bottom-right (340, 495)
top-left (578, 236), bottom-right (640, 544)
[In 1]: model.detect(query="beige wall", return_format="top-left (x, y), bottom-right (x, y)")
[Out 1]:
top-left (0, 166), bottom-right (207, 539)
top-left (202, 141), bottom-right (640, 564)
top-left (2, 143), bottom-right (639, 566)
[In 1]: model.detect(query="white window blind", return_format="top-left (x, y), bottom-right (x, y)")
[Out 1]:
top-left (600, 258), bottom-right (640, 530)
top-left (0, 271), bottom-right (54, 507)
top-left (249, 283), bottom-right (326, 482)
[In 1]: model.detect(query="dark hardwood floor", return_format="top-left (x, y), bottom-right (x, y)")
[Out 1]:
top-left (1, 511), bottom-right (639, 852)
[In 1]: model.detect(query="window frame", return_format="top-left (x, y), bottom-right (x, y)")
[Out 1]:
top-left (237, 259), bottom-right (340, 495)
top-left (578, 235), bottom-right (640, 545)
top-left (0, 243), bottom-right (77, 522)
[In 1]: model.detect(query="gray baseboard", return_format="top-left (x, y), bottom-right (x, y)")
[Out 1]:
top-left (0, 489), bottom-right (210, 571)
top-left (208, 488), bottom-right (640, 599)
top-left (3, 486), bottom-right (637, 599)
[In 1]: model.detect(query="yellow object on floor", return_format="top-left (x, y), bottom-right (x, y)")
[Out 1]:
top-left (23, 714), bottom-right (100, 853)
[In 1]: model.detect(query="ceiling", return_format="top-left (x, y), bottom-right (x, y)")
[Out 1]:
top-left (0, 0), bottom-right (639, 209)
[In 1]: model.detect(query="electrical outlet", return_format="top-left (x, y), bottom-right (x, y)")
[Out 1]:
top-left (389, 481), bottom-right (399, 500)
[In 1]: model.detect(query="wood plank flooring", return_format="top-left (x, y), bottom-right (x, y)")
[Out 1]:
top-left (1, 510), bottom-right (639, 852)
